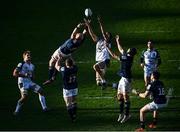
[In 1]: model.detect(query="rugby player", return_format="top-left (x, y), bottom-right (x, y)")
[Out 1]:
top-left (106, 35), bottom-right (137, 123)
top-left (55, 58), bottom-right (78, 122)
top-left (84, 17), bottom-right (112, 88)
top-left (134, 71), bottom-right (167, 131)
top-left (13, 50), bottom-right (48, 115)
top-left (140, 40), bottom-right (161, 86)
top-left (43, 22), bottom-right (87, 85)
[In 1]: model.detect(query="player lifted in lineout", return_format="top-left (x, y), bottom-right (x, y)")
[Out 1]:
top-left (43, 23), bottom-right (87, 85)
top-left (13, 50), bottom-right (49, 115)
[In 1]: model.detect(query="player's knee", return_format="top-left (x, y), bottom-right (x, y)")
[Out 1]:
top-left (94, 64), bottom-right (100, 71)
top-left (21, 94), bottom-right (28, 102)
top-left (117, 94), bottom-right (123, 101)
top-left (38, 89), bottom-right (44, 96)
top-left (140, 107), bottom-right (145, 114)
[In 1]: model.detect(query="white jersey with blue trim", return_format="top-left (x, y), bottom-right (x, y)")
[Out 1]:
top-left (16, 62), bottom-right (34, 84)
top-left (143, 49), bottom-right (159, 68)
top-left (96, 39), bottom-right (111, 62)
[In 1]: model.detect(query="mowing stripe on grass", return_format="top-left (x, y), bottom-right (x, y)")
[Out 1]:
top-left (84, 88), bottom-right (175, 100)
top-left (29, 59), bottom-right (180, 65)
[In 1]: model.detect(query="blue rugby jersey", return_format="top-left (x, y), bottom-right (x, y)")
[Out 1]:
top-left (60, 65), bottom-right (78, 90)
top-left (59, 38), bottom-right (85, 55)
top-left (147, 80), bottom-right (167, 104)
top-left (117, 52), bottom-right (134, 79)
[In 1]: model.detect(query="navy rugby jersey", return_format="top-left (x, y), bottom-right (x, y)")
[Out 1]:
top-left (60, 38), bottom-right (85, 55)
top-left (61, 65), bottom-right (78, 90)
top-left (117, 52), bottom-right (134, 79)
top-left (147, 80), bottom-right (167, 104)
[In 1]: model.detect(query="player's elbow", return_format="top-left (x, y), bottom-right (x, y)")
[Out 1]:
top-left (13, 72), bottom-right (18, 77)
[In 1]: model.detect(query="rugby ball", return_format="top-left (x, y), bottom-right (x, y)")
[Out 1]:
top-left (85, 8), bottom-right (92, 17)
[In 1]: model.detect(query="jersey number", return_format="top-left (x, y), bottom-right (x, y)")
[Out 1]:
top-left (68, 76), bottom-right (76, 83)
top-left (158, 88), bottom-right (165, 96)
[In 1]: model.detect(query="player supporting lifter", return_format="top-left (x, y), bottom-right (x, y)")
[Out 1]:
top-left (55, 58), bottom-right (78, 122)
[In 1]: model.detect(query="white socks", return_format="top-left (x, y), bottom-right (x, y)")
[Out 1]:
top-left (15, 101), bottom-right (23, 113)
top-left (39, 95), bottom-right (47, 110)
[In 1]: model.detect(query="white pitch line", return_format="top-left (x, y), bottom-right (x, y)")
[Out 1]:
top-left (168, 60), bottom-right (180, 62)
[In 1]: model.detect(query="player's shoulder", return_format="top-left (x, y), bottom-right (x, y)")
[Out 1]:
top-left (17, 61), bottom-right (25, 67)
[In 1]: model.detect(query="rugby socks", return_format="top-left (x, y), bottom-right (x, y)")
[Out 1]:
top-left (48, 67), bottom-right (58, 80)
top-left (72, 103), bottom-right (77, 116)
top-left (124, 101), bottom-right (130, 116)
top-left (39, 95), bottom-right (47, 110)
top-left (67, 105), bottom-right (73, 119)
top-left (140, 121), bottom-right (145, 129)
top-left (153, 117), bottom-right (157, 125)
top-left (48, 67), bottom-right (55, 80)
top-left (67, 104), bottom-right (77, 121)
top-left (14, 100), bottom-right (23, 113)
top-left (119, 99), bottom-right (124, 114)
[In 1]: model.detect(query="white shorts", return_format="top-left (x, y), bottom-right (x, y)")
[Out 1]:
top-left (18, 82), bottom-right (41, 95)
top-left (51, 49), bottom-right (71, 62)
top-left (147, 101), bottom-right (167, 111)
top-left (118, 77), bottom-right (131, 94)
top-left (63, 88), bottom-right (78, 97)
top-left (144, 65), bottom-right (157, 77)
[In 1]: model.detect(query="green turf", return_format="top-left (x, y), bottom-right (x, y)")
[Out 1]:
top-left (1, 0), bottom-right (180, 131)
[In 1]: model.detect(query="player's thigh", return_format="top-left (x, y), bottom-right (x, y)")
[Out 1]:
top-left (144, 67), bottom-right (153, 78)
top-left (63, 88), bottom-right (78, 105)
top-left (117, 77), bottom-right (131, 94)
top-left (18, 82), bottom-right (29, 95)
top-left (96, 61), bottom-right (106, 69)
top-left (29, 82), bottom-right (42, 93)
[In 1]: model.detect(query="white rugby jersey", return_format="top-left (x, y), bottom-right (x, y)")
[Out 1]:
top-left (96, 39), bottom-right (111, 62)
top-left (16, 62), bottom-right (34, 84)
top-left (142, 49), bottom-right (159, 68)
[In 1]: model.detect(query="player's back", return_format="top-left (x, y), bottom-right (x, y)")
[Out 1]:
top-left (150, 80), bottom-right (167, 104)
top-left (61, 65), bottom-right (78, 90)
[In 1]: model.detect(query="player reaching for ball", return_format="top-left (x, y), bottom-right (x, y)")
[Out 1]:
top-left (43, 22), bottom-right (87, 85)
top-left (84, 16), bottom-right (112, 88)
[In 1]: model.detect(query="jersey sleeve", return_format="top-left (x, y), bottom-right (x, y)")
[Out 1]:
top-left (16, 63), bottom-right (23, 71)
top-left (146, 84), bottom-right (152, 91)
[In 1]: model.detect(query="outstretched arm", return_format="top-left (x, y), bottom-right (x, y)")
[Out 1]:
top-left (71, 23), bottom-right (84, 39)
top-left (105, 43), bottom-right (119, 60)
top-left (84, 18), bottom-right (98, 43)
top-left (132, 89), bottom-right (150, 98)
top-left (97, 16), bottom-right (106, 41)
top-left (115, 35), bottom-right (124, 55)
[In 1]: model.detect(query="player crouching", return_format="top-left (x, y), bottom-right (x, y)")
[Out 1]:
top-left (55, 58), bottom-right (78, 122)
top-left (132, 71), bottom-right (167, 131)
